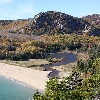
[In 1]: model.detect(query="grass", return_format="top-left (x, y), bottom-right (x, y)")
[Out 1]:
top-left (0, 59), bottom-right (50, 71)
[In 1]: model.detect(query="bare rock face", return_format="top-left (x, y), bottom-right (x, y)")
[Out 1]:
top-left (58, 71), bottom-right (71, 78)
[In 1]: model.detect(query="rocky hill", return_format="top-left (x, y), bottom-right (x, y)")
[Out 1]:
top-left (23, 11), bottom-right (90, 35)
top-left (0, 11), bottom-right (100, 36)
top-left (82, 14), bottom-right (100, 36)
top-left (82, 14), bottom-right (100, 28)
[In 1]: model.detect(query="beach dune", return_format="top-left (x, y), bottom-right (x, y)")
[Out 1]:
top-left (0, 62), bottom-right (51, 92)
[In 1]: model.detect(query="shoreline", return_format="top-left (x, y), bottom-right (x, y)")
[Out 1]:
top-left (0, 75), bottom-right (44, 94)
top-left (0, 62), bottom-right (51, 93)
top-left (0, 51), bottom-right (89, 93)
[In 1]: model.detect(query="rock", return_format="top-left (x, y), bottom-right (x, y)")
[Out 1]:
top-left (58, 71), bottom-right (70, 78)
top-left (52, 57), bottom-right (66, 62)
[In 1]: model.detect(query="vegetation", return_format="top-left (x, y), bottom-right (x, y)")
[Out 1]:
top-left (0, 59), bottom-right (49, 70)
top-left (0, 33), bottom-right (100, 61)
top-left (1, 11), bottom-right (100, 99)
top-left (1, 12), bottom-right (100, 36)
top-left (33, 47), bottom-right (100, 100)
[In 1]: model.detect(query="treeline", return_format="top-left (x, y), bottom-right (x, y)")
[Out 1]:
top-left (0, 34), bottom-right (100, 61)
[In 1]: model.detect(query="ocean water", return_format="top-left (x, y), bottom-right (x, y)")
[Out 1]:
top-left (0, 76), bottom-right (36, 100)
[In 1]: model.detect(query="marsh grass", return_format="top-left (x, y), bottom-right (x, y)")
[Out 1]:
top-left (0, 59), bottom-right (49, 70)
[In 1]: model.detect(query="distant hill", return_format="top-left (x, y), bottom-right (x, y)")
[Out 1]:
top-left (82, 14), bottom-right (100, 36)
top-left (0, 19), bottom-right (32, 33)
top-left (23, 11), bottom-right (90, 35)
top-left (82, 14), bottom-right (100, 28)
top-left (0, 11), bottom-right (100, 36)
top-left (0, 20), bottom-right (13, 26)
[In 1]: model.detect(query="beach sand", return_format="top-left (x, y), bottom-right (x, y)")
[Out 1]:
top-left (0, 62), bottom-right (51, 93)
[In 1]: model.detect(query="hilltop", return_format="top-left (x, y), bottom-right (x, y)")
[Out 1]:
top-left (23, 11), bottom-right (89, 35)
top-left (82, 14), bottom-right (100, 28)
top-left (0, 11), bottom-right (100, 36)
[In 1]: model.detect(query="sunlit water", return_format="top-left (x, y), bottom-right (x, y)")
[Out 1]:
top-left (0, 76), bottom-right (36, 100)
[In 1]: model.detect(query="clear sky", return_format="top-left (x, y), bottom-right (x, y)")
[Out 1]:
top-left (0, 0), bottom-right (100, 20)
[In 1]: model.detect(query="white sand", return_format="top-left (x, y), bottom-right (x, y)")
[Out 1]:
top-left (0, 62), bottom-right (51, 92)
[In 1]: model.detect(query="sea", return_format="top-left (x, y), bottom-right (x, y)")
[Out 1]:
top-left (0, 76), bottom-right (36, 100)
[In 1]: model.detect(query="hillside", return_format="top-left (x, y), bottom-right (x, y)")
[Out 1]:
top-left (0, 19), bottom-right (32, 34)
top-left (0, 11), bottom-right (90, 35)
top-left (23, 11), bottom-right (90, 35)
top-left (82, 14), bottom-right (100, 36)
top-left (82, 14), bottom-right (100, 28)
top-left (0, 11), bottom-right (100, 36)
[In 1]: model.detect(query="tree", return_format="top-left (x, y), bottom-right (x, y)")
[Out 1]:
top-left (33, 63), bottom-right (100, 100)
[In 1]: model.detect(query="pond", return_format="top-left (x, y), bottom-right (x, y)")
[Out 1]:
top-left (42, 52), bottom-right (77, 78)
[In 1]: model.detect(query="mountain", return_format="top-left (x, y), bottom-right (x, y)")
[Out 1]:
top-left (0, 11), bottom-right (100, 36)
top-left (82, 14), bottom-right (100, 36)
top-left (23, 11), bottom-right (90, 35)
top-left (82, 14), bottom-right (100, 28)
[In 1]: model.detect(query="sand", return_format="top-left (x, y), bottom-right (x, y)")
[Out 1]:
top-left (52, 65), bottom-right (64, 71)
top-left (0, 62), bottom-right (51, 92)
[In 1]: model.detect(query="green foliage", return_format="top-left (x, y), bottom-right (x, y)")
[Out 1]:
top-left (33, 70), bottom-right (86, 100)
top-left (92, 58), bottom-right (100, 73)
top-left (33, 50), bottom-right (100, 100)
top-left (6, 53), bottom-right (22, 61)
top-left (77, 48), bottom-right (100, 74)
top-left (33, 69), bottom-right (100, 100)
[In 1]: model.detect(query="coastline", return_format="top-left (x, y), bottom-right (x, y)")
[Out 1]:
top-left (0, 62), bottom-right (51, 93)
top-left (0, 51), bottom-right (89, 93)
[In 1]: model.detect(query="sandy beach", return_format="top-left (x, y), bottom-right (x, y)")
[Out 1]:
top-left (0, 62), bottom-right (51, 92)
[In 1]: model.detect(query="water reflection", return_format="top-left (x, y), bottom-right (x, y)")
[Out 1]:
top-left (42, 52), bottom-right (77, 78)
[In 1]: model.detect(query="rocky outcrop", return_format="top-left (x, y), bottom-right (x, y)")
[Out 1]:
top-left (82, 14), bottom-right (100, 27)
top-left (51, 57), bottom-right (66, 62)
top-left (23, 11), bottom-right (90, 35)
top-left (82, 14), bottom-right (100, 36)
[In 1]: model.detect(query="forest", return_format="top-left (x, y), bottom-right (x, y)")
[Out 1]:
top-left (0, 33), bottom-right (99, 61)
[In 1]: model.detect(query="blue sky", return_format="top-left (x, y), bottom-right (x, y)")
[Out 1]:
top-left (0, 0), bottom-right (100, 20)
